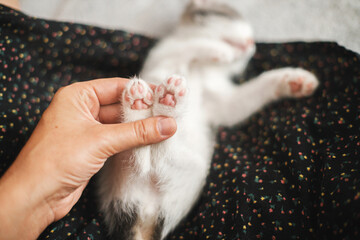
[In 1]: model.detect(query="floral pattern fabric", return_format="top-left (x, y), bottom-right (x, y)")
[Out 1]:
top-left (0, 5), bottom-right (359, 240)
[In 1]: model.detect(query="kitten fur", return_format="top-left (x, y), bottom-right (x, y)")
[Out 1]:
top-left (97, 0), bottom-right (319, 239)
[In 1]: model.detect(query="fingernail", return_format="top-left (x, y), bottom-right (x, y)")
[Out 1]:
top-left (157, 117), bottom-right (177, 137)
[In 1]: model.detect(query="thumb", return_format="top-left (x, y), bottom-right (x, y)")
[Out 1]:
top-left (95, 116), bottom-right (177, 157)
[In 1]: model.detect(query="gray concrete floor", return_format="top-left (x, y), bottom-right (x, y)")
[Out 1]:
top-left (19, 0), bottom-right (360, 53)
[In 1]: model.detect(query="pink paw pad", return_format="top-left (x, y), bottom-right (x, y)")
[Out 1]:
top-left (156, 75), bottom-right (187, 107)
top-left (159, 93), bottom-right (176, 107)
top-left (132, 99), bottom-right (148, 110)
top-left (124, 80), bottom-right (153, 110)
top-left (289, 77), bottom-right (304, 94)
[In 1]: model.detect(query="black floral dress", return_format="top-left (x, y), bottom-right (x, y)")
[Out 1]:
top-left (0, 5), bottom-right (359, 240)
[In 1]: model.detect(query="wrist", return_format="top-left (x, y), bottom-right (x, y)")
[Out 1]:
top-left (0, 159), bottom-right (55, 239)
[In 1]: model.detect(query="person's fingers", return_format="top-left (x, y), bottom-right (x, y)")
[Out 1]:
top-left (83, 77), bottom-right (129, 105)
top-left (93, 116), bottom-right (177, 157)
top-left (96, 83), bottom-right (158, 124)
top-left (97, 103), bottom-right (123, 124)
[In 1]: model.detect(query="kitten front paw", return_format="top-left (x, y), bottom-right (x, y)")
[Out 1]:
top-left (153, 75), bottom-right (188, 118)
top-left (277, 68), bottom-right (319, 98)
top-left (122, 78), bottom-right (153, 121)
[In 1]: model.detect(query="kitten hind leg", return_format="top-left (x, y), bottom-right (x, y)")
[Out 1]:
top-left (151, 75), bottom-right (192, 239)
top-left (101, 79), bottom-right (159, 240)
top-left (122, 78), bottom-right (154, 175)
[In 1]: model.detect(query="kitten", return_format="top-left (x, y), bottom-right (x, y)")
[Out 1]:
top-left (97, 0), bottom-right (319, 239)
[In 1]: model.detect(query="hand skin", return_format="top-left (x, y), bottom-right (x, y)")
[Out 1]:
top-left (0, 78), bottom-right (177, 240)
top-left (0, 0), bottom-right (20, 11)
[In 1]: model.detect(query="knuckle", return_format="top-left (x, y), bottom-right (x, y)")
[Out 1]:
top-left (53, 86), bottom-right (68, 98)
top-left (133, 120), bottom-right (149, 145)
top-left (76, 86), bottom-right (92, 101)
top-left (63, 82), bottom-right (95, 104)
top-left (54, 82), bottom-right (82, 98)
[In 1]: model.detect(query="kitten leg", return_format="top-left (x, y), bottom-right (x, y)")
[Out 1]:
top-left (98, 78), bottom-right (158, 240)
top-left (122, 78), bottom-right (154, 175)
top-left (151, 75), bottom-right (211, 239)
top-left (158, 150), bottom-right (210, 238)
top-left (122, 78), bottom-right (171, 240)
top-left (206, 67), bottom-right (319, 126)
top-left (151, 75), bottom-right (189, 238)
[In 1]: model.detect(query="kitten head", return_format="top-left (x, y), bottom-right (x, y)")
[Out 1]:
top-left (181, 0), bottom-right (255, 58)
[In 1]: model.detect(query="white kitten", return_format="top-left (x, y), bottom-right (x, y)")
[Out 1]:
top-left (97, 0), bottom-right (319, 239)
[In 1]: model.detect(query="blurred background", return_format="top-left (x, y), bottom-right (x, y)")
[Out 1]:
top-left (19, 0), bottom-right (360, 53)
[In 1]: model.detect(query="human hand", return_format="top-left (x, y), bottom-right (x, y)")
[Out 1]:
top-left (0, 78), bottom-right (177, 240)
